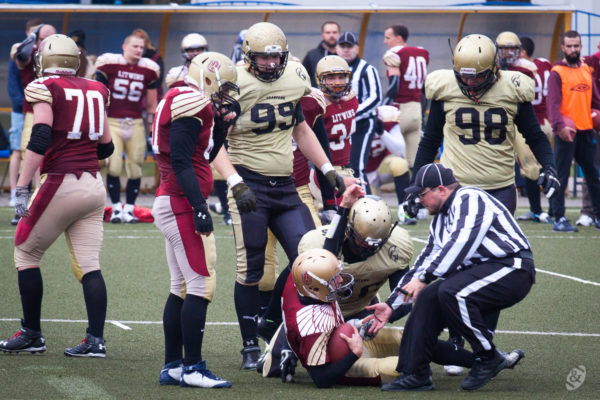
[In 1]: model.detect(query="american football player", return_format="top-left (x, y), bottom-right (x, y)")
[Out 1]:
top-left (407, 34), bottom-right (557, 219)
top-left (152, 51), bottom-right (238, 389)
top-left (165, 33), bottom-right (208, 89)
top-left (382, 25), bottom-right (429, 169)
top-left (95, 34), bottom-right (161, 223)
top-left (1, 34), bottom-right (113, 357)
top-left (211, 21), bottom-right (346, 370)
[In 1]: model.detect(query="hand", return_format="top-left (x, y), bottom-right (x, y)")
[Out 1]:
top-left (339, 325), bottom-right (363, 358)
top-left (280, 349), bottom-right (297, 383)
top-left (402, 192), bottom-right (422, 219)
top-left (537, 165), bottom-right (560, 199)
top-left (15, 185), bottom-right (30, 218)
top-left (363, 302), bottom-right (393, 335)
top-left (558, 126), bottom-right (576, 142)
top-left (325, 170), bottom-right (346, 198)
top-left (193, 204), bottom-right (213, 236)
top-left (339, 183), bottom-right (365, 208)
top-left (377, 105), bottom-right (401, 123)
top-left (402, 278), bottom-right (427, 302)
top-left (231, 181), bottom-right (256, 213)
top-left (383, 50), bottom-right (401, 67)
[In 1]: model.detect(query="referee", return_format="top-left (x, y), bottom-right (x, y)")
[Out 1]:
top-left (336, 32), bottom-right (382, 188)
top-left (365, 163), bottom-right (535, 392)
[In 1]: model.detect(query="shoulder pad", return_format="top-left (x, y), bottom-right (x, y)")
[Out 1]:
top-left (307, 88), bottom-right (327, 113)
top-left (25, 78), bottom-right (53, 105)
top-left (94, 53), bottom-right (124, 69)
top-left (536, 57), bottom-right (550, 64)
top-left (171, 90), bottom-right (211, 121)
top-left (166, 66), bottom-right (185, 88)
top-left (499, 70), bottom-right (535, 102)
top-left (341, 90), bottom-right (357, 102)
top-left (515, 58), bottom-right (537, 73)
top-left (138, 57), bottom-right (161, 75)
top-left (425, 69), bottom-right (457, 101)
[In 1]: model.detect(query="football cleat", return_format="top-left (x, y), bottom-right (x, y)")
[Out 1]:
top-left (538, 212), bottom-right (553, 224)
top-left (10, 215), bottom-right (20, 226)
top-left (0, 323), bottom-right (46, 354)
top-left (240, 345), bottom-right (261, 370)
top-left (180, 361), bottom-right (231, 388)
top-left (257, 317), bottom-right (279, 343)
top-left (110, 204), bottom-right (123, 223)
top-left (516, 211), bottom-right (539, 222)
top-left (503, 349), bottom-right (525, 369)
top-left (159, 359), bottom-right (183, 385)
top-left (122, 204), bottom-right (138, 223)
top-left (461, 350), bottom-right (507, 391)
top-left (209, 203), bottom-right (224, 215)
top-left (443, 336), bottom-right (465, 376)
top-left (222, 212), bottom-right (233, 226)
top-left (575, 214), bottom-right (594, 227)
top-left (64, 333), bottom-right (106, 358)
top-left (381, 374), bottom-right (434, 391)
top-left (398, 205), bottom-right (417, 225)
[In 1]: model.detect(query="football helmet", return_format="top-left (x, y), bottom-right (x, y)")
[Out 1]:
top-left (292, 249), bottom-right (353, 303)
top-left (243, 22), bottom-right (289, 82)
top-left (495, 31), bottom-right (521, 68)
top-left (346, 196), bottom-right (394, 258)
top-left (316, 56), bottom-right (352, 99)
top-left (34, 34), bottom-right (79, 77)
top-left (187, 52), bottom-right (240, 115)
top-left (181, 33), bottom-right (208, 62)
top-left (453, 34), bottom-right (498, 103)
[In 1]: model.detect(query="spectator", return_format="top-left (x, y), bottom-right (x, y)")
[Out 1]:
top-left (367, 163), bottom-right (533, 392)
top-left (302, 21), bottom-right (340, 87)
top-left (336, 31), bottom-right (382, 191)
top-left (69, 29), bottom-right (96, 79)
top-left (547, 30), bottom-right (600, 231)
top-left (95, 34), bottom-right (160, 223)
top-left (0, 34), bottom-right (113, 358)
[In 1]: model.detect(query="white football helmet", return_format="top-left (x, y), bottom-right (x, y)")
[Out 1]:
top-left (181, 33), bottom-right (208, 62)
top-left (496, 31), bottom-right (521, 68)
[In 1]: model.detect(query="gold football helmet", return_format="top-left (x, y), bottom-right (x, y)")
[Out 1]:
top-left (187, 51), bottom-right (240, 115)
top-left (243, 22), bottom-right (289, 82)
top-left (316, 55), bottom-right (352, 99)
top-left (292, 248), bottom-right (353, 303)
top-left (181, 33), bottom-right (208, 62)
top-left (453, 34), bottom-right (498, 102)
top-left (495, 31), bottom-right (521, 68)
top-left (34, 34), bottom-right (79, 77)
top-left (346, 196), bottom-right (393, 258)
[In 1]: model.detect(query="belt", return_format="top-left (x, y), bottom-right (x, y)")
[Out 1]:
top-left (235, 165), bottom-right (293, 187)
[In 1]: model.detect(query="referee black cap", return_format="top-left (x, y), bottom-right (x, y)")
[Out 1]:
top-left (405, 163), bottom-right (457, 194)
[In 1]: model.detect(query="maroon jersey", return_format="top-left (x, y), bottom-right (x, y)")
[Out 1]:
top-left (282, 274), bottom-right (344, 368)
top-left (532, 58), bottom-right (552, 123)
top-left (20, 61), bottom-right (37, 113)
top-left (152, 86), bottom-right (214, 199)
top-left (95, 53), bottom-right (160, 119)
top-left (388, 46), bottom-right (429, 103)
top-left (365, 135), bottom-right (389, 173)
top-left (324, 95), bottom-right (358, 167)
top-left (293, 93), bottom-right (327, 187)
top-left (25, 75), bottom-right (110, 175)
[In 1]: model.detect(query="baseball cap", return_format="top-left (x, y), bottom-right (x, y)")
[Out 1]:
top-left (337, 32), bottom-right (358, 46)
top-left (405, 163), bottom-right (457, 194)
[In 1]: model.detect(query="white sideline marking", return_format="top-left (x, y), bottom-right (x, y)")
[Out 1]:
top-left (412, 237), bottom-right (600, 286)
top-left (47, 375), bottom-right (115, 400)
top-left (109, 320), bottom-right (132, 330)
top-left (0, 318), bottom-right (597, 336)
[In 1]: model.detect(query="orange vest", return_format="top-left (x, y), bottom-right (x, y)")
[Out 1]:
top-left (553, 63), bottom-right (593, 130)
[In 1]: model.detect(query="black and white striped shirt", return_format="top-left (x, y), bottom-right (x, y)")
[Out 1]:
top-left (348, 57), bottom-right (382, 121)
top-left (387, 186), bottom-right (533, 310)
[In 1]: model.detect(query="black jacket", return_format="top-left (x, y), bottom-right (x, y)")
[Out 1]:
top-left (302, 41), bottom-right (336, 87)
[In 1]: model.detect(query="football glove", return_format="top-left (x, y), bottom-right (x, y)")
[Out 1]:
top-left (280, 349), bottom-right (297, 383)
top-left (402, 192), bottom-right (422, 219)
top-left (325, 170), bottom-right (346, 198)
top-left (15, 185), bottom-right (30, 218)
top-left (231, 181), bottom-right (257, 213)
top-left (377, 105), bottom-right (402, 123)
top-left (347, 319), bottom-right (377, 341)
top-left (383, 49), bottom-right (401, 67)
top-left (537, 165), bottom-right (560, 199)
top-left (193, 203), bottom-right (213, 233)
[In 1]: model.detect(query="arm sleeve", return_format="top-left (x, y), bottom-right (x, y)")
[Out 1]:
top-left (411, 99), bottom-right (445, 180)
top-left (323, 207), bottom-right (350, 255)
top-left (546, 70), bottom-right (563, 132)
top-left (97, 141), bottom-right (114, 159)
top-left (382, 75), bottom-right (399, 106)
top-left (95, 71), bottom-right (109, 87)
top-left (515, 102), bottom-right (555, 168)
top-left (294, 101), bottom-right (306, 126)
top-left (306, 352), bottom-right (359, 388)
top-left (27, 123), bottom-right (52, 155)
top-left (170, 117), bottom-right (206, 209)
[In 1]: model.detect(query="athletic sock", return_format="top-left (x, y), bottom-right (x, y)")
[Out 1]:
top-left (234, 282), bottom-right (260, 343)
top-left (261, 266), bottom-right (291, 324)
top-left (106, 175), bottom-right (121, 204)
top-left (125, 178), bottom-right (141, 205)
top-left (81, 270), bottom-right (107, 338)
top-left (181, 294), bottom-right (208, 366)
top-left (163, 293), bottom-right (184, 364)
top-left (18, 268), bottom-right (43, 332)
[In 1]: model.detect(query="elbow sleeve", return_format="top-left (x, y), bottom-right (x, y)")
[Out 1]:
top-left (97, 141), bottom-right (114, 159)
top-left (27, 123), bottom-right (52, 155)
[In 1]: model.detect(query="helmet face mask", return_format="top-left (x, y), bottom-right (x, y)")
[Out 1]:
top-left (345, 196), bottom-right (393, 259)
top-left (453, 34), bottom-right (498, 103)
top-left (35, 34), bottom-right (80, 78)
top-left (316, 55), bottom-right (351, 99)
top-left (495, 31), bottom-right (521, 68)
top-left (292, 249), bottom-right (354, 303)
top-left (243, 22), bottom-right (289, 82)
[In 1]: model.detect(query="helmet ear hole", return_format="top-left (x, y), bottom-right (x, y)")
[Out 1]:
top-left (204, 77), bottom-right (213, 92)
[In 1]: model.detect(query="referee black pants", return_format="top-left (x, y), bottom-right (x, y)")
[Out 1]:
top-left (397, 263), bottom-right (534, 376)
top-left (349, 117), bottom-right (375, 187)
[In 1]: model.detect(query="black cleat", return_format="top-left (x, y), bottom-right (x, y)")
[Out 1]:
top-left (381, 374), bottom-right (434, 391)
top-left (461, 350), bottom-right (507, 390)
top-left (240, 345), bottom-right (261, 370)
top-left (0, 322), bottom-right (46, 354)
top-left (64, 333), bottom-right (106, 358)
top-left (257, 317), bottom-right (279, 342)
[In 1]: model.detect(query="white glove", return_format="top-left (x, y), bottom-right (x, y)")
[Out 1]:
top-left (383, 50), bottom-right (401, 67)
top-left (377, 105), bottom-right (402, 123)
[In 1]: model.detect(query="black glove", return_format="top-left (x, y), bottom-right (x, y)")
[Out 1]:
top-left (537, 165), bottom-right (560, 199)
top-left (325, 170), bottom-right (346, 198)
top-left (15, 185), bottom-right (30, 218)
top-left (231, 181), bottom-right (256, 213)
top-left (402, 192), bottom-right (422, 219)
top-left (193, 203), bottom-right (213, 233)
top-left (280, 349), bottom-right (297, 383)
top-left (374, 118), bottom-right (384, 135)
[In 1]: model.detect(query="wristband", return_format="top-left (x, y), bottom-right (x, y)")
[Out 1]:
top-left (227, 173), bottom-right (243, 188)
top-left (320, 162), bottom-right (334, 175)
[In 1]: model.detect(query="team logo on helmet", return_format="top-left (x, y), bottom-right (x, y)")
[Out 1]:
top-left (301, 271), bottom-right (312, 286)
top-left (207, 59), bottom-right (221, 73)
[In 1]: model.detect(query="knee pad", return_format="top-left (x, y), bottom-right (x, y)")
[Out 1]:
top-left (389, 157), bottom-right (409, 177)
